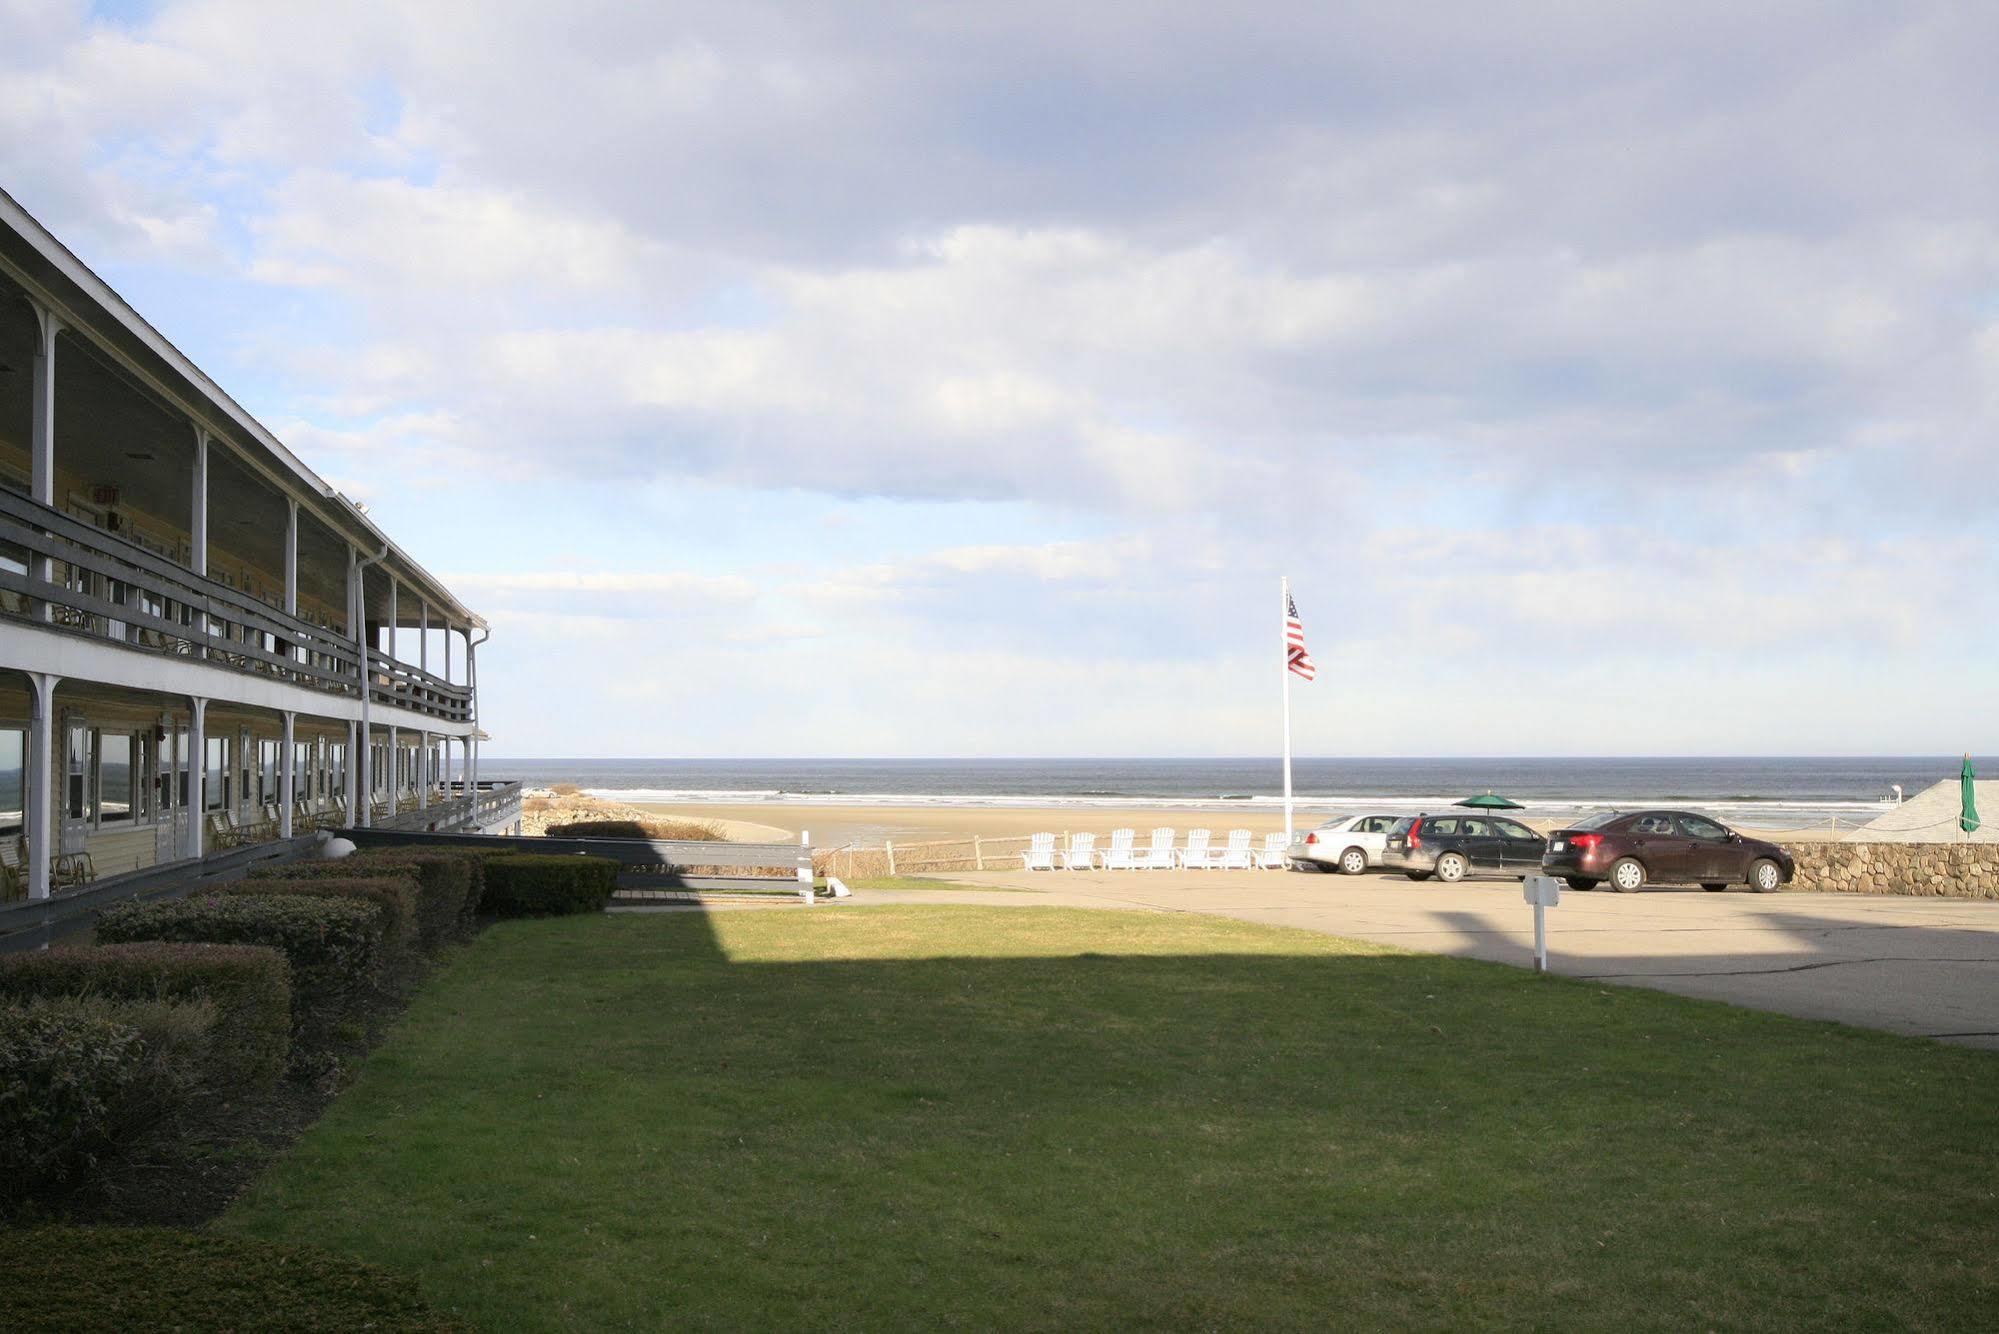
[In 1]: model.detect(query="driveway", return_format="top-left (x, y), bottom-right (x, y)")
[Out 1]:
top-left (849, 868), bottom-right (1999, 1049)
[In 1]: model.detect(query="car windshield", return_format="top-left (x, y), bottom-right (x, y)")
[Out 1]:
top-left (1571, 810), bottom-right (1622, 830)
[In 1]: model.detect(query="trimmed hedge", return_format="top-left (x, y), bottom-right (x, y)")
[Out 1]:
top-left (1, 995), bottom-right (215, 1189)
top-left (353, 850), bottom-right (480, 941)
top-left (0, 1226), bottom-right (465, 1332)
top-left (96, 894), bottom-right (384, 1025)
top-left (0, 942), bottom-right (290, 1092)
top-left (479, 854), bottom-right (620, 917)
top-left (218, 878), bottom-right (419, 966)
top-left (252, 851), bottom-right (476, 949)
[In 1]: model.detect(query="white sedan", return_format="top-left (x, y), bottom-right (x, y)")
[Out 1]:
top-left (1290, 814), bottom-right (1400, 874)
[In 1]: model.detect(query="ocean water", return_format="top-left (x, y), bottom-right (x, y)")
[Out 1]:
top-left (483, 756), bottom-right (1992, 831)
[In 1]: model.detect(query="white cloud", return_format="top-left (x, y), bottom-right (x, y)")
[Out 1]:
top-left (4, 0), bottom-right (1997, 753)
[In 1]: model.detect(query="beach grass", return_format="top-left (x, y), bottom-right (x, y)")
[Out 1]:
top-left (220, 905), bottom-right (1998, 1330)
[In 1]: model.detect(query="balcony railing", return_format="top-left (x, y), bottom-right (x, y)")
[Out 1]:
top-left (0, 488), bottom-right (471, 725)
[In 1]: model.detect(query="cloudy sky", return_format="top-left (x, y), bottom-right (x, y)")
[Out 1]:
top-left (5, 1), bottom-right (1995, 757)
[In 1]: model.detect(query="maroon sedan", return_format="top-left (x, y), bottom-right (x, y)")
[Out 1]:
top-left (1542, 809), bottom-right (1794, 893)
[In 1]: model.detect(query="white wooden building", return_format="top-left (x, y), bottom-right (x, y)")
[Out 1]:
top-left (0, 186), bottom-right (518, 903)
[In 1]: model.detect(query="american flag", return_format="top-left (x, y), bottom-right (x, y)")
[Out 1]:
top-left (1285, 592), bottom-right (1316, 681)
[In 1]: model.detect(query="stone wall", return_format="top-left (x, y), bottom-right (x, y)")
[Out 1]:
top-left (1781, 842), bottom-right (1999, 899)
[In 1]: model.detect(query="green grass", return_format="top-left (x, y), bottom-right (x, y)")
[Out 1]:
top-left (0, 1225), bottom-right (462, 1332)
top-left (222, 906), bottom-right (1999, 1330)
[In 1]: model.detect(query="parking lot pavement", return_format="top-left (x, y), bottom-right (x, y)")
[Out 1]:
top-left (852, 868), bottom-right (1999, 1048)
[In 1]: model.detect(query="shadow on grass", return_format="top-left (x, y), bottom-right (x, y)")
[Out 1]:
top-left (219, 905), bottom-right (1999, 1331)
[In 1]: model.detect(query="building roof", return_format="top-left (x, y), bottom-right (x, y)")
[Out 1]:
top-left (0, 185), bottom-right (482, 630)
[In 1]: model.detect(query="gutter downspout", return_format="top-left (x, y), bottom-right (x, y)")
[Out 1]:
top-left (352, 542), bottom-right (389, 829)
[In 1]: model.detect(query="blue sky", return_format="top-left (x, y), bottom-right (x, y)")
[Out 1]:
top-left (4, 1), bottom-right (1996, 757)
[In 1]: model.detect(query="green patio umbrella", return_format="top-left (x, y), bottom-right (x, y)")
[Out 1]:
top-left (1961, 755), bottom-right (1981, 835)
top-left (1456, 791), bottom-right (1525, 811)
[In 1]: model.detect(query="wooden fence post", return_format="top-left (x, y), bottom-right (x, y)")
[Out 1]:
top-left (974, 836), bottom-right (984, 870)
top-left (886, 840), bottom-right (896, 876)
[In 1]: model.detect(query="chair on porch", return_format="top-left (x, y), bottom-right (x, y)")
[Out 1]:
top-left (1, 839), bottom-right (24, 901)
top-left (1021, 832), bottom-right (1057, 871)
top-left (1140, 828), bottom-right (1177, 869)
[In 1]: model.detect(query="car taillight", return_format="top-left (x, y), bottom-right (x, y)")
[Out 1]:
top-left (1571, 833), bottom-right (1603, 854)
top-left (1304, 832), bottom-right (1318, 844)
top-left (1408, 820), bottom-right (1422, 848)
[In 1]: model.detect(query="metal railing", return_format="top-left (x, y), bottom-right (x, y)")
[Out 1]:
top-left (0, 488), bottom-right (471, 724)
top-left (361, 781), bottom-right (523, 833)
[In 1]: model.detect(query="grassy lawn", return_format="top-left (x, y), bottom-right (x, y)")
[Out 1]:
top-left (222, 905), bottom-right (1999, 1330)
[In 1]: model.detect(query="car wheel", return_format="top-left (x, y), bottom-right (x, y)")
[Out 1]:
top-left (1339, 847), bottom-right (1368, 875)
top-left (1749, 859), bottom-right (1783, 893)
top-left (1434, 852), bottom-right (1468, 883)
top-left (1565, 877), bottom-right (1596, 891)
top-left (1405, 871), bottom-right (1432, 882)
top-left (1608, 857), bottom-right (1646, 893)
top-left (1702, 882), bottom-right (1728, 892)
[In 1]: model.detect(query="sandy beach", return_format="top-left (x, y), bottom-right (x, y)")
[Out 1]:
top-left (626, 800), bottom-right (1848, 847)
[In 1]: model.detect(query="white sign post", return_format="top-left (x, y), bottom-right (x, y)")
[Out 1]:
top-left (1521, 874), bottom-right (1561, 974)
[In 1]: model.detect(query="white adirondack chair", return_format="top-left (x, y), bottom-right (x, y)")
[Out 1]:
top-left (1215, 829), bottom-right (1254, 870)
top-left (1061, 832), bottom-right (1097, 870)
top-left (1021, 832), bottom-right (1057, 871)
top-left (1099, 827), bottom-right (1138, 870)
top-left (1254, 832), bottom-right (1290, 870)
top-left (1141, 827), bottom-right (1177, 869)
top-left (1178, 828), bottom-right (1214, 868)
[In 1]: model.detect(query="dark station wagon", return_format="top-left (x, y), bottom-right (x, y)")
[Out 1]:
top-left (1542, 809), bottom-right (1794, 892)
top-left (1381, 813), bottom-right (1547, 883)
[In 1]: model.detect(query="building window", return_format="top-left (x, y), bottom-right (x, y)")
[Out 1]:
top-left (0, 729), bottom-right (23, 833)
top-left (66, 725), bottom-right (92, 822)
top-left (99, 731), bottom-right (134, 825)
top-left (205, 736), bottom-right (226, 811)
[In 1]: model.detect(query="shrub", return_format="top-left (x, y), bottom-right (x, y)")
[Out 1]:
top-left (0, 942), bottom-right (289, 1092)
top-left (0, 1226), bottom-right (465, 1332)
top-left (250, 851), bottom-right (473, 951)
top-left (219, 877), bottom-right (419, 965)
top-left (546, 818), bottom-right (724, 841)
top-left (96, 894), bottom-right (384, 1027)
top-left (479, 854), bottom-right (619, 917)
top-left (350, 850), bottom-right (480, 942)
top-left (0, 995), bottom-right (215, 1190)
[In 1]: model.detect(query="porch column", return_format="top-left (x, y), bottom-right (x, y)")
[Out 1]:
top-left (25, 672), bottom-right (60, 900)
top-left (190, 427), bottom-right (210, 655)
top-left (419, 602), bottom-right (429, 673)
top-left (184, 697), bottom-right (207, 860)
top-left (283, 498), bottom-right (299, 614)
top-left (190, 427), bottom-right (209, 576)
top-left (444, 622), bottom-right (454, 684)
top-left (29, 304), bottom-right (60, 623)
top-left (417, 731), bottom-right (429, 810)
top-left (279, 711), bottom-right (296, 838)
top-left (386, 576), bottom-right (398, 663)
top-left (345, 718), bottom-right (359, 820)
top-left (387, 724), bottom-right (398, 814)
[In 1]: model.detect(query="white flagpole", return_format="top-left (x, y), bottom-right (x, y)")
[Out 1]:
top-left (1282, 575), bottom-right (1294, 844)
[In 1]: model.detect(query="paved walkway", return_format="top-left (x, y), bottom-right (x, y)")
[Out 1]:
top-left (847, 869), bottom-right (1999, 1049)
